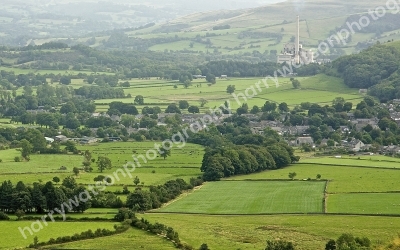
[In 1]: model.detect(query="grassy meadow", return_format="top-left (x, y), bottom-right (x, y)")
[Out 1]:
top-left (155, 181), bottom-right (325, 214)
top-left (1, 221), bottom-right (117, 249)
top-left (0, 141), bottom-right (203, 187)
top-left (89, 74), bottom-right (363, 113)
top-left (44, 228), bottom-right (177, 250)
top-left (328, 193), bottom-right (400, 215)
top-left (143, 213), bottom-right (400, 250)
top-left (228, 163), bottom-right (400, 193)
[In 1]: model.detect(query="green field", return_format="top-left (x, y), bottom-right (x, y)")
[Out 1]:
top-left (143, 213), bottom-right (400, 250)
top-left (328, 193), bottom-right (400, 215)
top-left (156, 181), bottom-right (325, 214)
top-left (301, 156), bottom-right (400, 169)
top-left (44, 228), bottom-right (177, 250)
top-left (229, 163), bottom-right (400, 193)
top-left (0, 142), bottom-right (203, 186)
top-left (1, 221), bottom-right (117, 249)
top-left (0, 150), bottom-right (81, 174)
top-left (0, 66), bottom-right (113, 75)
top-left (91, 74), bottom-right (363, 112)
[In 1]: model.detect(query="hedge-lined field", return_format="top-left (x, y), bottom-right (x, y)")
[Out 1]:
top-left (228, 163), bottom-right (400, 193)
top-left (0, 142), bottom-right (204, 186)
top-left (1, 221), bottom-right (116, 249)
top-left (142, 213), bottom-right (400, 250)
top-left (156, 181), bottom-right (325, 214)
top-left (43, 228), bottom-right (177, 250)
top-left (327, 193), bottom-right (400, 214)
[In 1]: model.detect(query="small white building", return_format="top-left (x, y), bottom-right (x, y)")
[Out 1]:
top-left (45, 137), bottom-right (54, 144)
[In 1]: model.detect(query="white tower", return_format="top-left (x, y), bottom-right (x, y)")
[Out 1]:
top-left (295, 15), bottom-right (300, 64)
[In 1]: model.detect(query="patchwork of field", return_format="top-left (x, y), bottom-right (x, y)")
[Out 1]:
top-left (301, 156), bottom-right (400, 169)
top-left (0, 142), bottom-right (203, 187)
top-left (91, 74), bottom-right (363, 112)
top-left (2, 141), bottom-right (400, 249)
top-left (156, 181), bottom-right (325, 214)
top-left (229, 163), bottom-right (400, 193)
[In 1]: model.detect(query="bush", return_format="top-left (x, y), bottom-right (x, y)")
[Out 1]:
top-left (14, 156), bottom-right (21, 162)
top-left (265, 240), bottom-right (295, 250)
top-left (0, 211), bottom-right (10, 220)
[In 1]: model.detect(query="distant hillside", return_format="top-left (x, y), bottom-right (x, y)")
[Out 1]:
top-left (78, 0), bottom-right (399, 59)
top-left (4, 0), bottom-right (400, 62)
top-left (331, 40), bottom-right (400, 102)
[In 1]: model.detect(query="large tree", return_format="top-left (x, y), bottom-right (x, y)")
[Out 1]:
top-left (20, 139), bottom-right (33, 159)
top-left (226, 85), bottom-right (235, 94)
top-left (206, 74), bottom-right (216, 84)
top-left (134, 95), bottom-right (144, 105)
top-left (178, 100), bottom-right (189, 109)
top-left (126, 189), bottom-right (152, 212)
top-left (188, 105), bottom-right (200, 114)
top-left (97, 156), bottom-right (112, 173)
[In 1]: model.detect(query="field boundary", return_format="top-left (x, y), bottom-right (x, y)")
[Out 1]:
top-left (328, 191), bottom-right (400, 194)
top-left (146, 211), bottom-right (400, 217)
top-left (151, 184), bottom-right (204, 211)
top-left (297, 162), bottom-right (400, 170)
top-left (224, 179), bottom-right (327, 182)
top-left (323, 180), bottom-right (328, 213)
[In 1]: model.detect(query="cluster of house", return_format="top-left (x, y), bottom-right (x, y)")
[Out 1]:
top-left (246, 112), bottom-right (400, 154)
top-left (36, 100), bottom-right (400, 155)
top-left (387, 101), bottom-right (400, 127)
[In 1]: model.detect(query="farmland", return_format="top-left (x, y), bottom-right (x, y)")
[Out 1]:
top-left (1, 221), bottom-right (117, 249)
top-left (229, 163), bottom-right (400, 193)
top-left (155, 181), bottom-right (325, 214)
top-left (2, 145), bottom-right (400, 249)
top-left (1, 0), bottom-right (400, 248)
top-left (91, 74), bottom-right (363, 112)
top-left (0, 142), bottom-right (203, 187)
top-left (44, 228), bottom-right (177, 250)
top-left (141, 213), bottom-right (400, 250)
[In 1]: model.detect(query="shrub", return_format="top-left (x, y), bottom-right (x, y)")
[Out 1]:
top-left (14, 156), bottom-right (21, 162)
top-left (0, 211), bottom-right (10, 220)
top-left (15, 209), bottom-right (25, 220)
top-left (265, 240), bottom-right (295, 250)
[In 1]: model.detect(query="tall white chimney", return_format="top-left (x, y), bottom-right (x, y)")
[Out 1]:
top-left (295, 15), bottom-right (300, 64)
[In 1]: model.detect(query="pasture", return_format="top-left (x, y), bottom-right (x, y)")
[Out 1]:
top-left (301, 156), bottom-right (400, 169)
top-left (44, 228), bottom-right (177, 250)
top-left (143, 213), bottom-right (400, 250)
top-left (155, 181), bottom-right (325, 214)
top-left (0, 221), bottom-right (117, 249)
top-left (0, 66), bottom-right (112, 76)
top-left (92, 74), bottom-right (363, 112)
top-left (0, 141), bottom-right (203, 187)
top-left (327, 193), bottom-right (400, 215)
top-left (228, 163), bottom-right (400, 193)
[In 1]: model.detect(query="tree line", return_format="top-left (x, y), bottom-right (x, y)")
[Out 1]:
top-left (0, 177), bottom-right (90, 214)
top-left (201, 143), bottom-right (298, 181)
top-left (125, 177), bottom-right (203, 212)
